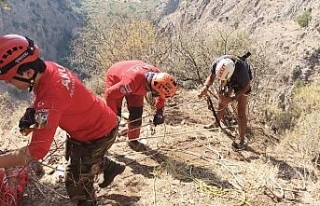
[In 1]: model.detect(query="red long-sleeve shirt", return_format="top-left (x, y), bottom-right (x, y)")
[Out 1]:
top-left (104, 60), bottom-right (165, 112)
top-left (29, 61), bottom-right (118, 160)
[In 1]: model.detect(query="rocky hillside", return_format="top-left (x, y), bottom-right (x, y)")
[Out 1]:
top-left (160, 0), bottom-right (320, 72)
top-left (159, 0), bottom-right (320, 111)
top-left (0, 0), bottom-right (83, 61)
top-left (1, 1), bottom-right (320, 206)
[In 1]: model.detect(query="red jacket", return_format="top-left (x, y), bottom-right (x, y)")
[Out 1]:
top-left (104, 60), bottom-right (165, 112)
top-left (29, 61), bottom-right (118, 160)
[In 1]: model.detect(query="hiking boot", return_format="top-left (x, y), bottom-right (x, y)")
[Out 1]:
top-left (232, 138), bottom-right (248, 151)
top-left (128, 140), bottom-right (148, 152)
top-left (98, 158), bottom-right (126, 188)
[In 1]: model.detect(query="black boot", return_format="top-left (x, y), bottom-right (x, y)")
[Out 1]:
top-left (99, 158), bottom-right (126, 188)
top-left (232, 138), bottom-right (248, 151)
top-left (128, 140), bottom-right (148, 152)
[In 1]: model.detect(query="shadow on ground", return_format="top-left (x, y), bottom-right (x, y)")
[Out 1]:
top-left (244, 146), bottom-right (317, 182)
top-left (98, 194), bottom-right (140, 206)
top-left (114, 144), bottom-right (234, 190)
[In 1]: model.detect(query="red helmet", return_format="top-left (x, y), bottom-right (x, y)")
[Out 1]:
top-left (151, 73), bottom-right (177, 99)
top-left (0, 34), bottom-right (40, 80)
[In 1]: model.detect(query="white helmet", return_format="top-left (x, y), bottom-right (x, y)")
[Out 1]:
top-left (215, 58), bottom-right (235, 80)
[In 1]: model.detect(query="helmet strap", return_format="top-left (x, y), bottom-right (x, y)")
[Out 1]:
top-left (145, 72), bottom-right (155, 89)
top-left (145, 72), bottom-right (160, 97)
top-left (13, 70), bottom-right (38, 92)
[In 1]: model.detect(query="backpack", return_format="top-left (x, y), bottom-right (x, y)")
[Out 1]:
top-left (237, 52), bottom-right (253, 81)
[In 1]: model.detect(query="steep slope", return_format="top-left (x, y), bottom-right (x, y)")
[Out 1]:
top-left (1, 89), bottom-right (318, 206)
top-left (0, 0), bottom-right (83, 61)
top-left (1, 1), bottom-right (320, 205)
top-left (159, 0), bottom-right (320, 111)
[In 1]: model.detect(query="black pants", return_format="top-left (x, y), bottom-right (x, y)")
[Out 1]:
top-left (65, 127), bottom-right (117, 204)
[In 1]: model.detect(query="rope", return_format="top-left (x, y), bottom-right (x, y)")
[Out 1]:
top-left (114, 126), bottom-right (225, 144)
top-left (150, 147), bottom-right (250, 206)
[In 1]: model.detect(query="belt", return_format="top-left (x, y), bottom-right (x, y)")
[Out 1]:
top-left (67, 127), bottom-right (117, 146)
top-left (67, 133), bottom-right (110, 146)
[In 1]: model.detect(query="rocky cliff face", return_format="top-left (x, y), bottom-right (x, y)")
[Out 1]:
top-left (0, 0), bottom-right (83, 61)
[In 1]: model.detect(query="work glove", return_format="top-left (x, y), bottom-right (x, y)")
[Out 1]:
top-left (153, 109), bottom-right (164, 126)
top-left (19, 108), bottom-right (36, 135)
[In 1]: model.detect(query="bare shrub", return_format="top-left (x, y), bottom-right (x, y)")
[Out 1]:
top-left (83, 74), bottom-right (105, 96)
top-left (161, 28), bottom-right (253, 87)
top-left (69, 15), bottom-right (170, 79)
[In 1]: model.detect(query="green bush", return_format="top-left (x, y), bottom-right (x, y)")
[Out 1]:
top-left (296, 10), bottom-right (312, 28)
top-left (292, 82), bottom-right (320, 115)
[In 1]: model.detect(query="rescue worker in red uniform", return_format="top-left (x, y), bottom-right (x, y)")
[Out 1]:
top-left (0, 34), bottom-right (125, 206)
top-left (105, 60), bottom-right (177, 151)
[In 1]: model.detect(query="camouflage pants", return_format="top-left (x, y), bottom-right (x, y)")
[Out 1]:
top-left (65, 128), bottom-right (117, 205)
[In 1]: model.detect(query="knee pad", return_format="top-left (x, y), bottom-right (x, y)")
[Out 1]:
top-left (128, 107), bottom-right (143, 126)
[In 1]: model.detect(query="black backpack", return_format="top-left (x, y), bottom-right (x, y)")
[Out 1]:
top-left (238, 52), bottom-right (253, 81)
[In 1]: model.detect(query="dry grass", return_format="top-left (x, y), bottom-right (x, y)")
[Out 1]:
top-left (265, 82), bottom-right (320, 205)
top-left (1, 87), bottom-right (320, 205)
top-left (0, 91), bottom-right (29, 132)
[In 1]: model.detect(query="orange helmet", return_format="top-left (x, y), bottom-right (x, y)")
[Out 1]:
top-left (151, 72), bottom-right (177, 99)
top-left (0, 34), bottom-right (40, 80)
